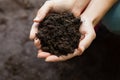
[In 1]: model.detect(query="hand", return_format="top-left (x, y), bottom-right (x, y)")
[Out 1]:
top-left (30, 0), bottom-right (92, 62)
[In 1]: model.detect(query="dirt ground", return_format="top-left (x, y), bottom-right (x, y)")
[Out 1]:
top-left (0, 0), bottom-right (120, 80)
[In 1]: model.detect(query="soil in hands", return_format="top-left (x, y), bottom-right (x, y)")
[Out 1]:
top-left (36, 13), bottom-right (81, 56)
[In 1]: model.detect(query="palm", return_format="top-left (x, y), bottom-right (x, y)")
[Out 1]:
top-left (78, 21), bottom-right (96, 52)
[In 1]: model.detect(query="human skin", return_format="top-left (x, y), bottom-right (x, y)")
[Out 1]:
top-left (30, 0), bottom-right (117, 62)
top-left (30, 0), bottom-right (91, 62)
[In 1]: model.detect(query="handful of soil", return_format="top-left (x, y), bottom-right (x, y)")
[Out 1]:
top-left (36, 13), bottom-right (81, 56)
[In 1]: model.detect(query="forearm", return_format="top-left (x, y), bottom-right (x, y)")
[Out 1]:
top-left (52, 0), bottom-right (90, 16)
top-left (80, 0), bottom-right (118, 27)
top-left (71, 0), bottom-right (90, 16)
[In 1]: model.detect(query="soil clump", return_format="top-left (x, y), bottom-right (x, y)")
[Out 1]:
top-left (36, 13), bottom-right (81, 56)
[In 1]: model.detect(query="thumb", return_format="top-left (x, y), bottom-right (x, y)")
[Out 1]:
top-left (29, 22), bottom-right (39, 40)
top-left (30, 1), bottom-right (54, 40)
top-left (78, 22), bottom-right (96, 53)
top-left (33, 1), bottom-right (54, 22)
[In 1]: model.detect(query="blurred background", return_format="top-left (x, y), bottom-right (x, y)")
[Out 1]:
top-left (0, 0), bottom-right (120, 80)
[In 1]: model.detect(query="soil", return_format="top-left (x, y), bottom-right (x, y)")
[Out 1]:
top-left (0, 0), bottom-right (120, 80)
top-left (36, 13), bottom-right (81, 56)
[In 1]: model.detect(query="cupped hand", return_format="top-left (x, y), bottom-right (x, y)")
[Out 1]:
top-left (29, 0), bottom-right (93, 62)
top-left (34, 20), bottom-right (96, 62)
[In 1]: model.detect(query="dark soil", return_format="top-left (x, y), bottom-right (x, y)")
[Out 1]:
top-left (36, 13), bottom-right (81, 56)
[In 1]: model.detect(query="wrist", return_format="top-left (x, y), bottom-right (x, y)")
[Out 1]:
top-left (71, 0), bottom-right (91, 17)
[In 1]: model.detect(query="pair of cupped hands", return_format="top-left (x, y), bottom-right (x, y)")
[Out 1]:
top-left (30, 0), bottom-right (96, 62)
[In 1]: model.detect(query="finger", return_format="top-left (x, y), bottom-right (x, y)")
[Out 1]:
top-left (37, 50), bottom-right (51, 58)
top-left (58, 54), bottom-right (75, 61)
top-left (33, 0), bottom-right (54, 22)
top-left (45, 55), bottom-right (60, 62)
top-left (34, 38), bottom-right (41, 49)
top-left (71, 5), bottom-right (82, 17)
top-left (80, 34), bottom-right (85, 40)
top-left (30, 1), bottom-right (54, 40)
top-left (73, 48), bottom-right (82, 56)
top-left (29, 22), bottom-right (39, 40)
top-left (78, 30), bottom-right (96, 53)
top-left (78, 21), bottom-right (96, 53)
top-left (45, 49), bottom-right (81, 62)
top-left (45, 55), bottom-right (73, 62)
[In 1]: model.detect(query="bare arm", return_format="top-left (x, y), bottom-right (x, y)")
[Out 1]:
top-left (80, 0), bottom-right (118, 27)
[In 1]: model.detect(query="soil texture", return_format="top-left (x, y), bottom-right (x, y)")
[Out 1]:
top-left (37, 13), bottom-right (81, 56)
